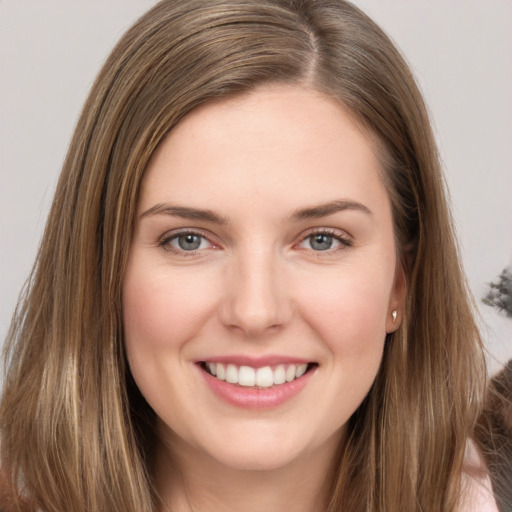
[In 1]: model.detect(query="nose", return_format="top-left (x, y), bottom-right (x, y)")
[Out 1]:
top-left (219, 249), bottom-right (293, 336)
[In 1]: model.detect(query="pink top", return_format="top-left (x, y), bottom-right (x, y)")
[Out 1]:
top-left (460, 440), bottom-right (499, 512)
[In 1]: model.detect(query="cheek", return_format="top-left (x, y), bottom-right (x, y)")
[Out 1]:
top-left (122, 263), bottom-right (217, 356)
top-left (123, 269), bottom-right (208, 342)
top-left (297, 266), bottom-right (392, 359)
top-left (121, 261), bottom-right (222, 424)
top-left (300, 268), bottom-right (392, 417)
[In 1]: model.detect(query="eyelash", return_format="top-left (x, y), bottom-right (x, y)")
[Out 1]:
top-left (158, 229), bottom-right (215, 256)
top-left (157, 227), bottom-right (353, 256)
top-left (298, 228), bottom-right (353, 253)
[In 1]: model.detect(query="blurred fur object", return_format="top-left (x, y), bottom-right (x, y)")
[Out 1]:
top-left (476, 360), bottom-right (512, 512)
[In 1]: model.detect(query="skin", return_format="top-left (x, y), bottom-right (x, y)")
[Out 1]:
top-left (123, 85), bottom-right (406, 511)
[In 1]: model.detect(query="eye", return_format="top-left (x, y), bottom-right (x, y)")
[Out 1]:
top-left (308, 233), bottom-right (335, 251)
top-left (160, 231), bottom-right (213, 253)
top-left (298, 230), bottom-right (352, 252)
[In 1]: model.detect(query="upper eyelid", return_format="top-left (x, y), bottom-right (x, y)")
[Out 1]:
top-left (160, 227), bottom-right (214, 242)
top-left (298, 226), bottom-right (352, 241)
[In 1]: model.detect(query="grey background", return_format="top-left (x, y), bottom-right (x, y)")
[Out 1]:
top-left (1, 0), bottom-right (511, 374)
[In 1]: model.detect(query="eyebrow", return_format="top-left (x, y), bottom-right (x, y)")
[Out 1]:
top-left (140, 204), bottom-right (229, 225)
top-left (288, 199), bottom-right (372, 222)
top-left (140, 199), bottom-right (371, 225)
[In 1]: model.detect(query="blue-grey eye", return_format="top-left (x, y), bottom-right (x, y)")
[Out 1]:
top-left (176, 233), bottom-right (204, 251)
top-left (309, 233), bottom-right (334, 251)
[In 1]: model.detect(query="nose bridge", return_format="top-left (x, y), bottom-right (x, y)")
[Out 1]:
top-left (221, 245), bottom-right (291, 335)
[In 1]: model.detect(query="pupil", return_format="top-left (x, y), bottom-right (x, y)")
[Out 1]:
top-left (311, 234), bottom-right (333, 251)
top-left (178, 234), bottom-right (201, 250)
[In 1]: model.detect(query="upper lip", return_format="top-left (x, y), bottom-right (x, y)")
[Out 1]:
top-left (196, 354), bottom-right (313, 368)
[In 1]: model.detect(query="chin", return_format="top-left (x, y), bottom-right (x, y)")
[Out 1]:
top-left (195, 425), bottom-right (336, 473)
top-left (207, 444), bottom-right (305, 472)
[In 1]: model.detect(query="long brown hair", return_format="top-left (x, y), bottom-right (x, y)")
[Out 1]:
top-left (0, 1), bottom-right (487, 510)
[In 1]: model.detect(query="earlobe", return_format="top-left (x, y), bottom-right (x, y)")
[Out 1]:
top-left (386, 264), bottom-right (407, 333)
top-left (386, 309), bottom-right (400, 333)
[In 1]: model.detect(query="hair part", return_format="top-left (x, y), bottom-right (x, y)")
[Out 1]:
top-left (1, 1), bottom-right (487, 511)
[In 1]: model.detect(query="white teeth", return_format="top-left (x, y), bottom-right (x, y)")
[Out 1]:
top-left (216, 363), bottom-right (226, 380)
top-left (296, 364), bottom-right (308, 378)
top-left (255, 366), bottom-right (274, 388)
top-left (238, 366), bottom-right (256, 387)
top-left (208, 362), bottom-right (217, 376)
top-left (285, 364), bottom-right (296, 382)
top-left (273, 364), bottom-right (286, 385)
top-left (205, 362), bottom-right (311, 388)
top-left (225, 364), bottom-right (238, 384)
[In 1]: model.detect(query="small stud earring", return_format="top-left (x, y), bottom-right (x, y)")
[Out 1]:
top-left (391, 310), bottom-right (397, 322)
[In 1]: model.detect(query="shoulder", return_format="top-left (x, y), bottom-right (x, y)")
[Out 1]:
top-left (458, 440), bottom-right (499, 512)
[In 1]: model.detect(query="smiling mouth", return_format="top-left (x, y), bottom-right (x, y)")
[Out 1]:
top-left (199, 362), bottom-right (317, 388)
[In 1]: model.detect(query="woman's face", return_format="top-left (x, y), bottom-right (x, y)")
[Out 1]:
top-left (123, 85), bottom-right (405, 472)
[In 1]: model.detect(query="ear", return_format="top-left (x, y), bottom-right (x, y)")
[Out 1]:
top-left (386, 262), bottom-right (407, 333)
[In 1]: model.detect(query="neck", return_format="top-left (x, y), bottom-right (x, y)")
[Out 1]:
top-left (154, 432), bottom-right (340, 512)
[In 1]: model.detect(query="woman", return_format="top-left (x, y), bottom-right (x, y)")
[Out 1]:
top-left (0, 1), bottom-right (500, 510)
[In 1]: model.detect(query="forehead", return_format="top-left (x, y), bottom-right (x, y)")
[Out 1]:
top-left (139, 85), bottom-right (388, 217)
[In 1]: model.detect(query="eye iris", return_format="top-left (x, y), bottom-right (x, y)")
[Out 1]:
top-left (310, 233), bottom-right (333, 251)
top-left (178, 234), bottom-right (201, 250)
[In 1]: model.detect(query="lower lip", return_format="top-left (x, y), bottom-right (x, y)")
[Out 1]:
top-left (198, 365), bottom-right (315, 409)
